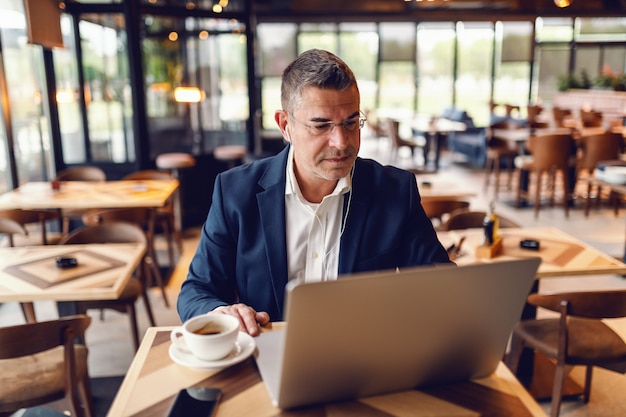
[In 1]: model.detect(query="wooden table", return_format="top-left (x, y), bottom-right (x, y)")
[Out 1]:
top-left (416, 174), bottom-right (477, 202)
top-left (439, 226), bottom-right (626, 397)
top-left (0, 179), bottom-right (179, 211)
top-left (437, 226), bottom-right (626, 278)
top-left (412, 116), bottom-right (467, 171)
top-left (0, 243), bottom-right (145, 303)
top-left (108, 325), bottom-right (548, 417)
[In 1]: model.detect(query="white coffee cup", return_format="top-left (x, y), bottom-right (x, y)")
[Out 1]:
top-left (170, 314), bottom-right (240, 361)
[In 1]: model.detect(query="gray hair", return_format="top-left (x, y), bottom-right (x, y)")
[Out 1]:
top-left (280, 49), bottom-right (359, 113)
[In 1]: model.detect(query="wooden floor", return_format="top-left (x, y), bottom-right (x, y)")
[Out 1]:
top-left (2, 135), bottom-right (626, 416)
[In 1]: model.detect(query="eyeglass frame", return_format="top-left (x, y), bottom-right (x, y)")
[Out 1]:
top-left (287, 110), bottom-right (367, 137)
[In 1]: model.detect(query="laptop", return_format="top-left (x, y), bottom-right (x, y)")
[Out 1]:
top-left (254, 257), bottom-right (541, 410)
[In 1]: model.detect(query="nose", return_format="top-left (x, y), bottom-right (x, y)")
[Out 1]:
top-left (327, 124), bottom-right (350, 149)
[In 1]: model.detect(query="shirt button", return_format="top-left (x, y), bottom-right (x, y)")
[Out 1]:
top-left (312, 252), bottom-right (319, 259)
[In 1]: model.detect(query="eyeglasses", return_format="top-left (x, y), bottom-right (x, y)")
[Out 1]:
top-left (289, 111), bottom-right (367, 137)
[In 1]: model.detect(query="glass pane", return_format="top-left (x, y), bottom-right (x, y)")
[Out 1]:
top-left (54, 15), bottom-right (85, 164)
top-left (456, 22), bottom-right (494, 127)
top-left (338, 29), bottom-right (378, 112)
top-left (2, 0), bottom-right (54, 185)
top-left (217, 33), bottom-right (249, 127)
top-left (261, 77), bottom-right (281, 129)
top-left (379, 22), bottom-right (415, 61)
top-left (493, 22), bottom-right (532, 114)
top-left (604, 46), bottom-right (626, 75)
top-left (298, 31), bottom-right (337, 55)
top-left (536, 17), bottom-right (574, 42)
top-left (417, 22), bottom-right (455, 117)
top-left (576, 17), bottom-right (626, 41)
top-left (257, 23), bottom-right (296, 77)
top-left (535, 45), bottom-right (570, 103)
top-left (575, 46), bottom-right (601, 82)
top-left (378, 61), bottom-right (415, 121)
top-left (79, 15), bottom-right (133, 163)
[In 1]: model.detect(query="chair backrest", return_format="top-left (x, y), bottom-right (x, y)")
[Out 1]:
top-left (0, 314), bottom-right (90, 359)
top-left (56, 166), bottom-right (106, 182)
top-left (442, 210), bottom-right (521, 231)
top-left (527, 132), bottom-right (575, 171)
top-left (0, 315), bottom-right (91, 416)
top-left (551, 106), bottom-right (572, 128)
top-left (527, 290), bottom-right (626, 319)
top-left (580, 108), bottom-right (603, 128)
top-left (122, 169), bottom-right (172, 181)
top-left (81, 207), bottom-right (154, 230)
top-left (59, 222), bottom-right (147, 246)
top-left (384, 119), bottom-right (402, 148)
top-left (577, 131), bottom-right (623, 172)
top-left (0, 209), bottom-right (59, 245)
top-left (0, 216), bottom-right (28, 247)
top-left (421, 200), bottom-right (470, 223)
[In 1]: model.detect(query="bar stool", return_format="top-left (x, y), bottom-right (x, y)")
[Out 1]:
top-left (214, 145), bottom-right (248, 169)
top-left (155, 152), bottom-right (196, 236)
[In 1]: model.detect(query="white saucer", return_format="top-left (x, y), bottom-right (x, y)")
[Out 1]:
top-left (169, 331), bottom-right (256, 370)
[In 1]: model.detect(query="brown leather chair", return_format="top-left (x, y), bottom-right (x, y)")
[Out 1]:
top-left (552, 106), bottom-right (572, 128)
top-left (484, 121), bottom-right (521, 200)
top-left (506, 290), bottom-right (626, 417)
top-left (576, 131), bottom-right (624, 216)
top-left (384, 119), bottom-right (425, 165)
top-left (421, 199), bottom-right (470, 229)
top-left (580, 108), bottom-right (603, 128)
top-left (0, 208), bottom-right (61, 246)
top-left (123, 170), bottom-right (180, 267)
top-left (81, 207), bottom-right (169, 308)
top-left (55, 166), bottom-right (107, 235)
top-left (0, 315), bottom-right (94, 417)
top-left (441, 209), bottom-right (521, 231)
top-left (515, 132), bottom-right (576, 218)
top-left (59, 222), bottom-right (157, 351)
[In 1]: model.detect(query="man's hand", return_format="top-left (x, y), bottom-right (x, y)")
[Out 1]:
top-left (211, 304), bottom-right (270, 336)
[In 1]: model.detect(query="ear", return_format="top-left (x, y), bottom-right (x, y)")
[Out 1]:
top-left (275, 110), bottom-right (291, 142)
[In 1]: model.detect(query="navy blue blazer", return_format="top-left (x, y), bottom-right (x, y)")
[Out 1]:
top-left (177, 146), bottom-right (451, 322)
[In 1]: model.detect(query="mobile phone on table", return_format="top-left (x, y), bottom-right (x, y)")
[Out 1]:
top-left (166, 387), bottom-right (222, 417)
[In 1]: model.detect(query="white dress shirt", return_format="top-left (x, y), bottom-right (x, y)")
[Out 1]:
top-left (285, 147), bottom-right (352, 283)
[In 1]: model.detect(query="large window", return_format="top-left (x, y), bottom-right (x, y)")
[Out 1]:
top-left (417, 22), bottom-right (455, 117)
top-left (493, 21), bottom-right (533, 117)
top-left (455, 22), bottom-right (494, 126)
top-left (378, 22), bottom-right (416, 121)
top-left (0, 0), bottom-right (54, 188)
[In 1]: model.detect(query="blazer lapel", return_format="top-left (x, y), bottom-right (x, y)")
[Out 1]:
top-left (258, 147), bottom-right (290, 310)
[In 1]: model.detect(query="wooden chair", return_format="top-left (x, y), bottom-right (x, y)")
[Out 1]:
top-left (506, 290), bottom-right (626, 417)
top-left (0, 208), bottom-right (62, 246)
top-left (580, 108), bottom-right (603, 128)
top-left (384, 119), bottom-right (425, 165)
top-left (0, 215), bottom-right (40, 322)
top-left (576, 131), bottom-right (624, 216)
top-left (441, 209), bottom-right (521, 231)
top-left (421, 200), bottom-right (470, 229)
top-left (59, 222), bottom-right (157, 351)
top-left (81, 207), bottom-right (169, 307)
top-left (514, 132), bottom-right (576, 218)
top-left (55, 166), bottom-right (107, 235)
top-left (551, 106), bottom-right (572, 128)
top-left (123, 170), bottom-right (181, 267)
top-left (527, 104), bottom-right (548, 129)
top-left (484, 121), bottom-right (521, 200)
top-left (0, 315), bottom-right (94, 417)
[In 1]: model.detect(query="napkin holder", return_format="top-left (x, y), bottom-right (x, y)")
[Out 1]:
top-left (475, 236), bottom-right (503, 259)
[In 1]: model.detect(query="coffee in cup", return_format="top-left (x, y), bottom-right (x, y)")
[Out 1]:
top-left (170, 314), bottom-right (240, 361)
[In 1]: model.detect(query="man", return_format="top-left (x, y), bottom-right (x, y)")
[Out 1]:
top-left (178, 49), bottom-right (451, 335)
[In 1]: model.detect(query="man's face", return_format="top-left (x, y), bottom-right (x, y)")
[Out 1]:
top-left (281, 85), bottom-right (361, 190)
